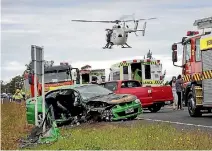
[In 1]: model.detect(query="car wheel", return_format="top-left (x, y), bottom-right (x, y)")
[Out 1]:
top-left (128, 115), bottom-right (137, 120)
top-left (37, 113), bottom-right (43, 126)
top-left (148, 104), bottom-right (162, 113)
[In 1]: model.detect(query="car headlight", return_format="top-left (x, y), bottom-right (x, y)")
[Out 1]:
top-left (135, 99), bottom-right (141, 104)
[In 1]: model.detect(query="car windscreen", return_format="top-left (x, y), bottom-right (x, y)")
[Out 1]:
top-left (44, 70), bottom-right (69, 83)
top-left (75, 85), bottom-right (113, 100)
top-left (104, 82), bottom-right (118, 91)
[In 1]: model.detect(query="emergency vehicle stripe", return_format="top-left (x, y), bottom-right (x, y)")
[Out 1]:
top-left (118, 60), bottom-right (160, 67)
top-left (143, 61), bottom-right (157, 65)
top-left (202, 70), bottom-right (212, 79)
top-left (118, 62), bottom-right (130, 67)
top-left (142, 80), bottom-right (163, 85)
top-left (192, 73), bottom-right (201, 81)
top-left (183, 75), bottom-right (191, 82)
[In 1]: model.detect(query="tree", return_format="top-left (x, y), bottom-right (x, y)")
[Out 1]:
top-left (25, 60), bottom-right (54, 71)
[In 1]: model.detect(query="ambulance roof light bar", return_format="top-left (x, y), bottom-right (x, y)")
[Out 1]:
top-left (193, 16), bottom-right (212, 29)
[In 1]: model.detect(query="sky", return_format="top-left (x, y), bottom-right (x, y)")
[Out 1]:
top-left (1, 0), bottom-right (212, 82)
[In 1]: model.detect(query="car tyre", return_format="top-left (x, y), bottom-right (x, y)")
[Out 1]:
top-left (128, 115), bottom-right (137, 120)
top-left (148, 104), bottom-right (162, 113)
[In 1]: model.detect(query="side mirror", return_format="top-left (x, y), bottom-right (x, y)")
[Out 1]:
top-left (172, 44), bottom-right (177, 51)
top-left (172, 50), bottom-right (178, 62)
top-left (28, 74), bottom-right (33, 85)
top-left (182, 37), bottom-right (187, 44)
top-left (66, 70), bottom-right (70, 75)
top-left (76, 69), bottom-right (80, 84)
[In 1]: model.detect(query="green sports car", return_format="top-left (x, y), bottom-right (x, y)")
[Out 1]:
top-left (26, 84), bottom-right (142, 126)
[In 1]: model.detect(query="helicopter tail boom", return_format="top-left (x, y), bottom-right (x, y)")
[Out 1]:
top-left (125, 21), bottom-right (147, 36)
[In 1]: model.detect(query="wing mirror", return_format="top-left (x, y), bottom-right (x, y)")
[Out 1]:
top-left (172, 44), bottom-right (177, 51)
top-left (76, 69), bottom-right (80, 84)
top-left (28, 73), bottom-right (33, 85)
top-left (172, 50), bottom-right (178, 62)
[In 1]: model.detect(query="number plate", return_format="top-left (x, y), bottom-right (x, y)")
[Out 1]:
top-left (125, 108), bottom-right (134, 114)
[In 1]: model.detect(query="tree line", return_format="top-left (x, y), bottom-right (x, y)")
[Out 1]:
top-left (1, 60), bottom-right (55, 94)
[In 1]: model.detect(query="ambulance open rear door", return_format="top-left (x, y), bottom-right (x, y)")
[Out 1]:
top-left (119, 62), bottom-right (132, 80)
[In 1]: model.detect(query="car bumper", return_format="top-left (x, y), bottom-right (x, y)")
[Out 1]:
top-left (111, 101), bottom-right (142, 120)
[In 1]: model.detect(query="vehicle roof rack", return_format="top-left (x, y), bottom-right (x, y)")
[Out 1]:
top-left (193, 16), bottom-right (212, 29)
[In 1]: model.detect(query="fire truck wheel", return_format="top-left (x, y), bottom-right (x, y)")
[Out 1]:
top-left (187, 91), bottom-right (202, 117)
top-left (148, 104), bottom-right (162, 113)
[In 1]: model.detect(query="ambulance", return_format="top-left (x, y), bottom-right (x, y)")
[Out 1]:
top-left (109, 50), bottom-right (166, 86)
top-left (80, 65), bottom-right (106, 84)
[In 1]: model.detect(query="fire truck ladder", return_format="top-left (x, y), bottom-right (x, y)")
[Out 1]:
top-left (193, 16), bottom-right (212, 31)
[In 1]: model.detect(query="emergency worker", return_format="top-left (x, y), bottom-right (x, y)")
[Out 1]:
top-left (21, 90), bottom-right (26, 100)
top-left (169, 76), bottom-right (177, 110)
top-left (14, 89), bottom-right (23, 104)
top-left (133, 68), bottom-right (142, 82)
top-left (104, 29), bottom-right (113, 48)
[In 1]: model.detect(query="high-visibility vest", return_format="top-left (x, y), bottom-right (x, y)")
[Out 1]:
top-left (14, 93), bottom-right (23, 99)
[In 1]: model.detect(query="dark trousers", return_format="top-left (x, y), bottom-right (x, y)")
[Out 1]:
top-left (15, 99), bottom-right (22, 104)
top-left (177, 92), bottom-right (182, 109)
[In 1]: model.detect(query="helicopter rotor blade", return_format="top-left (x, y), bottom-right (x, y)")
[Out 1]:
top-left (71, 19), bottom-right (120, 23)
top-left (123, 17), bottom-right (157, 22)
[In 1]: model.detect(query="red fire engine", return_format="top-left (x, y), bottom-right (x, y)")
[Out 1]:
top-left (171, 16), bottom-right (212, 117)
top-left (24, 62), bottom-right (80, 98)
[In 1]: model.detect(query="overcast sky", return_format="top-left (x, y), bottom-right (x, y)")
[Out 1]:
top-left (1, 0), bottom-right (212, 82)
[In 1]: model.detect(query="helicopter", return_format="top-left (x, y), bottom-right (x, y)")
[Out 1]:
top-left (72, 17), bottom-right (157, 49)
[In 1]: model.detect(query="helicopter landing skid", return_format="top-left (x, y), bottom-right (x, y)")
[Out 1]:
top-left (102, 46), bottom-right (112, 49)
top-left (121, 43), bottom-right (131, 48)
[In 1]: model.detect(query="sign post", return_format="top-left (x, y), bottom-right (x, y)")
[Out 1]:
top-left (41, 48), bottom-right (45, 132)
top-left (31, 45), bottom-right (45, 131)
top-left (31, 45), bottom-right (38, 126)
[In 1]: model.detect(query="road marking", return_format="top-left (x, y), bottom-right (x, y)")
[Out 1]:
top-left (137, 118), bottom-right (212, 129)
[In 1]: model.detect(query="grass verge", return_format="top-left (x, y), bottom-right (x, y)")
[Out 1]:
top-left (35, 122), bottom-right (212, 150)
top-left (1, 102), bottom-right (212, 150)
top-left (1, 102), bottom-right (33, 150)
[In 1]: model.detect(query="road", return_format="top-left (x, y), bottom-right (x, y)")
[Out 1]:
top-left (137, 106), bottom-right (212, 132)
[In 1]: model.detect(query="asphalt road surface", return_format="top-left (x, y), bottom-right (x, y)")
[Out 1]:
top-left (137, 106), bottom-right (212, 132)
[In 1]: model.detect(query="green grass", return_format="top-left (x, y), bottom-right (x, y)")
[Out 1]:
top-left (35, 122), bottom-right (212, 150)
top-left (1, 101), bottom-right (212, 150)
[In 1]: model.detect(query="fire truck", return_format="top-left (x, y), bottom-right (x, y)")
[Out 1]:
top-left (109, 50), bottom-right (166, 86)
top-left (80, 65), bottom-right (106, 84)
top-left (24, 62), bottom-right (80, 98)
top-left (171, 16), bottom-right (212, 117)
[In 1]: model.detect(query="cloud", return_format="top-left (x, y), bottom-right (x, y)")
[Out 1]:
top-left (1, 0), bottom-right (212, 82)
top-left (2, 61), bottom-right (26, 71)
